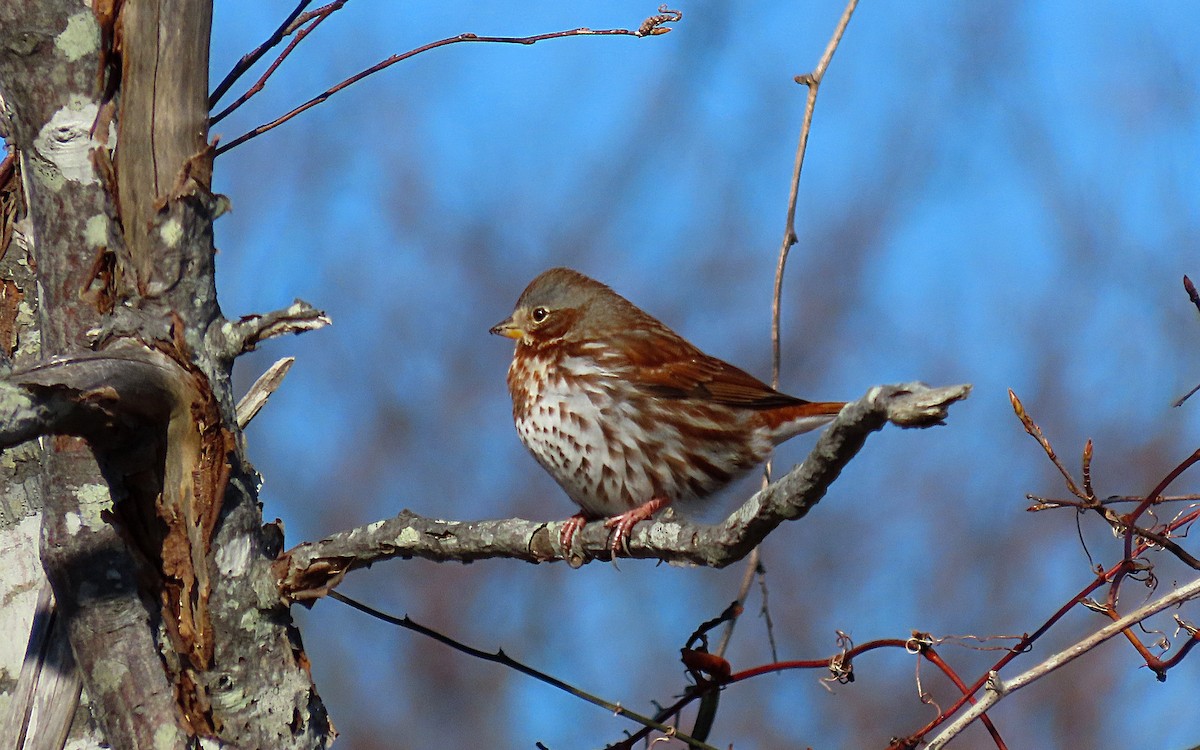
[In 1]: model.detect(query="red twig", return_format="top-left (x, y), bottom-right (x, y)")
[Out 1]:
top-left (210, 0), bottom-right (316, 108)
top-left (922, 647), bottom-right (1006, 750)
top-left (908, 572), bottom-right (1108, 741)
top-left (210, 2), bottom-right (348, 125)
top-left (1123, 448), bottom-right (1200, 555)
top-left (650, 634), bottom-right (1012, 749)
top-left (214, 9), bottom-right (681, 157)
top-left (1148, 618), bottom-right (1200, 677)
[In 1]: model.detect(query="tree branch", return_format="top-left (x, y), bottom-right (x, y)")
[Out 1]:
top-left (278, 382), bottom-right (970, 600)
top-left (236, 356), bottom-right (295, 429)
top-left (213, 299), bottom-right (331, 360)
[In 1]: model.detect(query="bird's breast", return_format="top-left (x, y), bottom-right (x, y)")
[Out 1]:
top-left (505, 350), bottom-right (779, 517)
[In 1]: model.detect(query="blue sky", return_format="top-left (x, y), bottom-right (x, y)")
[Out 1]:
top-left (209, 2), bottom-right (1200, 747)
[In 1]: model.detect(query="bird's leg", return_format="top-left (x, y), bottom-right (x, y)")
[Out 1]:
top-left (559, 512), bottom-right (593, 553)
top-left (604, 496), bottom-right (670, 556)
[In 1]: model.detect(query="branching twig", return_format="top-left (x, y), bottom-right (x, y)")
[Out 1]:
top-left (1026, 493), bottom-right (1200, 511)
top-left (214, 8), bottom-right (681, 156)
top-left (912, 490), bottom-right (1200, 745)
top-left (906, 572), bottom-right (1109, 744)
top-left (924, 575), bottom-right (1200, 749)
top-left (210, 2), bottom-right (349, 125)
top-left (626, 634), bottom-right (1002, 750)
top-left (209, 0), bottom-right (317, 108)
top-left (1009, 389), bottom-right (1088, 501)
top-left (1013, 395), bottom-right (1200, 570)
top-left (1123, 448), bottom-right (1200, 559)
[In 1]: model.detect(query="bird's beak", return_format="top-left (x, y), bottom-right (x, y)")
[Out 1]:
top-left (490, 317), bottom-right (524, 339)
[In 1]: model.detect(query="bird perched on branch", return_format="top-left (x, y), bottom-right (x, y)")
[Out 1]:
top-left (491, 267), bottom-right (845, 556)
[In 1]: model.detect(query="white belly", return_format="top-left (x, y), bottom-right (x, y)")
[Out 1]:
top-left (514, 361), bottom-right (655, 516)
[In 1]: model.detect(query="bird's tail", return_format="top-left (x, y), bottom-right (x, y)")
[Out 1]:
top-left (763, 400), bottom-right (846, 443)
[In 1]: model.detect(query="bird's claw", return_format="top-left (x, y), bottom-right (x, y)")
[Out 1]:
top-left (603, 496), bottom-right (670, 558)
top-left (559, 513), bottom-right (590, 555)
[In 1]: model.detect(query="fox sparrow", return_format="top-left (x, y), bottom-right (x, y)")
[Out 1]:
top-left (491, 267), bottom-right (846, 556)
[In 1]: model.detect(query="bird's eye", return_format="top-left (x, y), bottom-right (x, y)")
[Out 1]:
top-left (531, 307), bottom-right (550, 323)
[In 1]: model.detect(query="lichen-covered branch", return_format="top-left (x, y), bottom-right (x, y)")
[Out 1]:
top-left (279, 382), bottom-right (970, 600)
top-left (213, 300), bottom-right (331, 360)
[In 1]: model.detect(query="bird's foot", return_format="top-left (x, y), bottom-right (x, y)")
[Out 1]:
top-left (559, 512), bottom-right (591, 554)
top-left (604, 496), bottom-right (670, 557)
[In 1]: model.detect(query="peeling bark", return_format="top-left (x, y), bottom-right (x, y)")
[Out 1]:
top-left (0, 2), bottom-right (331, 747)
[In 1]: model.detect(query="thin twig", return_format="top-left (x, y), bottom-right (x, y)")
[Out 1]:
top-left (1008, 389), bottom-right (1087, 500)
top-left (210, 0), bottom-right (316, 108)
top-left (755, 560), bottom-right (779, 663)
top-left (728, 0), bottom-right (859, 677)
top-left (714, 548), bottom-right (759, 658)
top-left (211, 2), bottom-right (348, 125)
top-left (327, 590), bottom-right (717, 750)
top-left (215, 10), bottom-right (681, 156)
top-left (1026, 493), bottom-right (1200, 511)
top-left (771, 0), bottom-right (858, 374)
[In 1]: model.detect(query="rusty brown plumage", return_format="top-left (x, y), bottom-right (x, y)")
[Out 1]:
top-left (491, 267), bottom-right (845, 556)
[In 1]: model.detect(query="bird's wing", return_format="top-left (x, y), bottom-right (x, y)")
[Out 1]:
top-left (611, 328), bottom-right (807, 409)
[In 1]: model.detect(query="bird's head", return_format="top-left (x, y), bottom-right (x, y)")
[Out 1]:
top-left (490, 267), bottom-right (629, 348)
